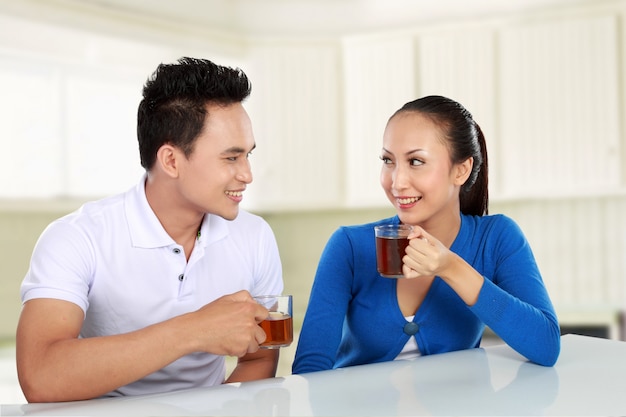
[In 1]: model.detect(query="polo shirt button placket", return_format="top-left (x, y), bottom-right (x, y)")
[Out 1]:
top-left (172, 248), bottom-right (185, 284)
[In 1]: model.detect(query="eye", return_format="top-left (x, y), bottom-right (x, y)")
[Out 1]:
top-left (409, 158), bottom-right (424, 166)
top-left (380, 155), bottom-right (393, 165)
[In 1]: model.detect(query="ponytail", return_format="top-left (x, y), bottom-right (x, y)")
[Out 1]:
top-left (460, 123), bottom-right (488, 216)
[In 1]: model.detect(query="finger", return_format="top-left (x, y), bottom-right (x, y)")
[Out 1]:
top-left (253, 304), bottom-right (269, 323)
top-left (402, 264), bottom-right (419, 279)
top-left (255, 325), bottom-right (267, 345)
top-left (408, 237), bottom-right (428, 255)
top-left (226, 290), bottom-right (254, 303)
top-left (246, 326), bottom-right (265, 354)
top-left (403, 251), bottom-right (428, 275)
top-left (417, 228), bottom-right (437, 245)
top-left (407, 225), bottom-right (424, 239)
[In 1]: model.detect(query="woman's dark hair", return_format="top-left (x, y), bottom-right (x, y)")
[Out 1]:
top-left (137, 57), bottom-right (251, 170)
top-left (392, 95), bottom-right (489, 216)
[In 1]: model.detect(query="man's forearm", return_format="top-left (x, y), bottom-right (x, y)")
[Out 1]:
top-left (18, 315), bottom-right (193, 402)
top-left (225, 349), bottom-right (279, 383)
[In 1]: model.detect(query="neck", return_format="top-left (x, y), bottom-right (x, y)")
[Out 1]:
top-left (415, 208), bottom-right (462, 249)
top-left (144, 173), bottom-right (204, 245)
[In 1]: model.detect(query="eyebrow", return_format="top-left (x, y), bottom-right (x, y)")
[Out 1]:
top-left (381, 147), bottom-right (425, 156)
top-left (221, 143), bottom-right (257, 155)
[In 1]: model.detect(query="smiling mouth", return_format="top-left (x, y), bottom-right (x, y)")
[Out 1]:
top-left (225, 190), bottom-right (243, 197)
top-left (396, 197), bottom-right (421, 205)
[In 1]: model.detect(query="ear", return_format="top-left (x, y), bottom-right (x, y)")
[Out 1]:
top-left (155, 144), bottom-right (180, 178)
top-left (453, 157), bottom-right (473, 186)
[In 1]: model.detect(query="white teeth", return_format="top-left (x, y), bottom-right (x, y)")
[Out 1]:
top-left (397, 197), bottom-right (419, 204)
top-left (225, 191), bottom-right (243, 197)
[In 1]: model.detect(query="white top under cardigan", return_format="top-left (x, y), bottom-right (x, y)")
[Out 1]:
top-left (395, 315), bottom-right (421, 360)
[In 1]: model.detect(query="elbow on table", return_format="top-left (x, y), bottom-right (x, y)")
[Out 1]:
top-left (18, 376), bottom-right (53, 403)
top-left (292, 355), bottom-right (334, 375)
top-left (531, 336), bottom-right (561, 367)
top-left (18, 371), bottom-right (89, 403)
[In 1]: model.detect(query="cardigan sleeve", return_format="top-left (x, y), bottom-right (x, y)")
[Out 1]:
top-left (292, 227), bottom-right (355, 374)
top-left (469, 215), bottom-right (560, 366)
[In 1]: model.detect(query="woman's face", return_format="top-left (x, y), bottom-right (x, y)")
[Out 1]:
top-left (380, 112), bottom-right (470, 227)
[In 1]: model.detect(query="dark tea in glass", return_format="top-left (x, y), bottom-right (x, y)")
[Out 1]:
top-left (374, 224), bottom-right (412, 278)
top-left (254, 295), bottom-right (293, 348)
top-left (259, 312), bottom-right (293, 348)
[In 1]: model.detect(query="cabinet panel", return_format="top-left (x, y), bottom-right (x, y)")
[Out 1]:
top-left (417, 28), bottom-right (498, 195)
top-left (498, 15), bottom-right (621, 197)
top-left (0, 58), bottom-right (64, 198)
top-left (65, 70), bottom-right (146, 197)
top-left (244, 43), bottom-right (342, 211)
top-left (0, 13), bottom-right (243, 200)
top-left (493, 195), bottom-right (626, 308)
top-left (342, 35), bottom-right (417, 207)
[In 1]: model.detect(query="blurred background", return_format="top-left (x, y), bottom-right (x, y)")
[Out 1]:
top-left (1, 0), bottom-right (626, 403)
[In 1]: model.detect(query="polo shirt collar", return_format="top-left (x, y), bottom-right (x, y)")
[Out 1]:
top-left (197, 214), bottom-right (229, 247)
top-left (125, 175), bottom-right (229, 249)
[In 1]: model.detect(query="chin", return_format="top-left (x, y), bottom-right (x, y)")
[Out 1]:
top-left (397, 213), bottom-right (418, 226)
top-left (220, 209), bottom-right (240, 221)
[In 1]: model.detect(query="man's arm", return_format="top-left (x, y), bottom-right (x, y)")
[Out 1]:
top-left (225, 349), bottom-right (279, 383)
top-left (17, 291), bottom-right (268, 403)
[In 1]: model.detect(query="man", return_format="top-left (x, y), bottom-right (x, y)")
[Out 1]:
top-left (16, 57), bottom-right (283, 402)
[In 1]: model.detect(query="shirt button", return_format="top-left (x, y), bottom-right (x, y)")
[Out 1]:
top-left (178, 274), bottom-right (184, 281)
top-left (173, 248), bottom-right (181, 254)
top-left (403, 322), bottom-right (419, 336)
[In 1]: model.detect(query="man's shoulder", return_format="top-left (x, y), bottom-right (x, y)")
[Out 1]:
top-left (46, 192), bottom-right (128, 239)
top-left (66, 192), bottom-right (126, 222)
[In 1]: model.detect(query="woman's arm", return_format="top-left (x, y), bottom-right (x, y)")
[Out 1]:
top-left (403, 218), bottom-right (560, 366)
top-left (292, 228), bottom-right (354, 374)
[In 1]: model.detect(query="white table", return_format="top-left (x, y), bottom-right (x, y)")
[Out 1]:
top-left (2, 334), bottom-right (625, 416)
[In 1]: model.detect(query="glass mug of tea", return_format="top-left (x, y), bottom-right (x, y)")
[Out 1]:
top-left (253, 295), bottom-right (293, 349)
top-left (374, 224), bottom-right (413, 278)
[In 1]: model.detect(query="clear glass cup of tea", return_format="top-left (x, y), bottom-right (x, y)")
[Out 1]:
top-left (374, 224), bottom-right (413, 278)
top-left (253, 295), bottom-right (293, 349)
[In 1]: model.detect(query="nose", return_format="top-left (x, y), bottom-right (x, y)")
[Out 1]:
top-left (236, 159), bottom-right (253, 184)
top-left (391, 164), bottom-right (409, 192)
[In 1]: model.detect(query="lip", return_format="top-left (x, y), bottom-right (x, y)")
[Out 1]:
top-left (225, 189), bottom-right (245, 203)
top-left (395, 196), bottom-right (421, 209)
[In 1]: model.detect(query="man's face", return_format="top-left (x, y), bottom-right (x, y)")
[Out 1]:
top-left (175, 102), bottom-right (255, 220)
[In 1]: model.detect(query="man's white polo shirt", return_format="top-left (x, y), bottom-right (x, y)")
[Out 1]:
top-left (21, 176), bottom-right (283, 397)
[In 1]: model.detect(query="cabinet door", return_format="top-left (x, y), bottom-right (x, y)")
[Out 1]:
top-left (498, 15), bottom-right (621, 198)
top-left (342, 35), bottom-right (417, 208)
top-left (65, 69), bottom-right (145, 196)
top-left (244, 43), bottom-right (343, 211)
top-left (0, 57), bottom-right (64, 198)
top-left (417, 28), bottom-right (498, 194)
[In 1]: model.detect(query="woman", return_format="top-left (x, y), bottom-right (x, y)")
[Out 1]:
top-left (292, 95), bottom-right (560, 374)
